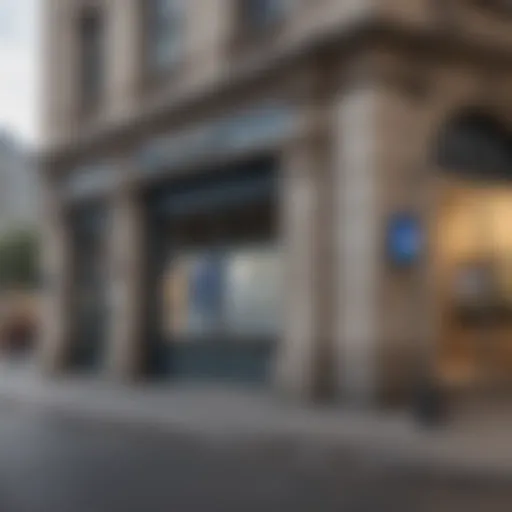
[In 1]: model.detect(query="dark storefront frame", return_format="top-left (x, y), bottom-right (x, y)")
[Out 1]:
top-left (69, 200), bottom-right (110, 371)
top-left (144, 156), bottom-right (280, 384)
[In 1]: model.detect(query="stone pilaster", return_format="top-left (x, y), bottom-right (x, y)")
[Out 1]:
top-left (105, 173), bottom-right (145, 379)
top-left (274, 121), bottom-right (334, 400)
top-left (334, 52), bottom-right (434, 406)
top-left (373, 72), bottom-right (436, 405)
top-left (334, 83), bottom-right (381, 406)
top-left (38, 175), bottom-right (73, 374)
top-left (107, 0), bottom-right (142, 118)
top-left (41, 0), bottom-right (80, 144)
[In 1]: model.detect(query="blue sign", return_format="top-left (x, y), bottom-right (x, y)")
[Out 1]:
top-left (387, 214), bottom-right (422, 266)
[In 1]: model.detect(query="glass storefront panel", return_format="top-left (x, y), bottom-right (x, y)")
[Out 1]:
top-left (161, 246), bottom-right (281, 342)
top-left (224, 247), bottom-right (281, 338)
top-left (163, 252), bottom-right (225, 339)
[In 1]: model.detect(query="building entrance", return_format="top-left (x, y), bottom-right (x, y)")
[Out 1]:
top-left (435, 185), bottom-right (512, 393)
top-left (433, 110), bottom-right (512, 398)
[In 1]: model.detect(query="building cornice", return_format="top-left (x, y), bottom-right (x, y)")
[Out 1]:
top-left (38, 16), bottom-right (512, 171)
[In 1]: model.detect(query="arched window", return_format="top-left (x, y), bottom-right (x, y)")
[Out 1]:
top-left (435, 111), bottom-right (512, 179)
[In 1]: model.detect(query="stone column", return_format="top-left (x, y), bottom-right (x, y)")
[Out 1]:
top-left (41, 0), bottom-right (81, 144)
top-left (107, 0), bottom-right (142, 118)
top-left (105, 174), bottom-right (145, 379)
top-left (334, 54), bottom-right (432, 406)
top-left (373, 70), bottom-right (435, 405)
top-left (38, 174), bottom-right (73, 374)
top-left (334, 84), bottom-right (381, 406)
top-left (275, 119), bottom-right (334, 401)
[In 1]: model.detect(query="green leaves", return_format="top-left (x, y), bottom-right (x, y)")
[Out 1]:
top-left (0, 227), bottom-right (39, 289)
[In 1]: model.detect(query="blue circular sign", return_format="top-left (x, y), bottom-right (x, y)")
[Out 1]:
top-left (387, 214), bottom-right (422, 266)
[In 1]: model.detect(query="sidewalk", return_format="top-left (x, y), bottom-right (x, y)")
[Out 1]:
top-left (0, 362), bottom-right (511, 480)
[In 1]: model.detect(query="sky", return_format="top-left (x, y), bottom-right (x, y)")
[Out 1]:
top-left (0, 0), bottom-right (40, 145)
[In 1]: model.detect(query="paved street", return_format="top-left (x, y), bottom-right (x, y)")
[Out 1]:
top-left (0, 403), bottom-right (507, 512)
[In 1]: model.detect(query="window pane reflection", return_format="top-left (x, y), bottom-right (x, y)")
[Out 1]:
top-left (164, 252), bottom-right (224, 339)
top-left (162, 246), bottom-right (281, 341)
top-left (224, 247), bottom-right (281, 338)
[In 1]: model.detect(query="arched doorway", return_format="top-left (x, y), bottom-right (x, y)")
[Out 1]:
top-left (433, 111), bottom-right (512, 396)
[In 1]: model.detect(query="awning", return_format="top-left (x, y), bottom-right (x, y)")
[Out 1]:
top-left (153, 170), bottom-right (275, 217)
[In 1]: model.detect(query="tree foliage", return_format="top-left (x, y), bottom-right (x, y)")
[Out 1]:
top-left (0, 227), bottom-right (39, 289)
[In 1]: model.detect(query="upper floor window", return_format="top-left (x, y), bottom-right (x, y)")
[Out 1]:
top-left (79, 9), bottom-right (104, 111)
top-left (144, 0), bottom-right (183, 76)
top-left (238, 0), bottom-right (290, 32)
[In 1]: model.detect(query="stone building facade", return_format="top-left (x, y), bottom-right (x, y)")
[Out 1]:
top-left (39, 0), bottom-right (512, 405)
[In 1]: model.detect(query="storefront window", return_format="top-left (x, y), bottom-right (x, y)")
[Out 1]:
top-left (161, 246), bottom-right (281, 341)
top-left (224, 247), bottom-right (281, 338)
top-left (163, 252), bottom-right (224, 338)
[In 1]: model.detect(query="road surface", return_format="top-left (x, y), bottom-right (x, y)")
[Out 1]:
top-left (0, 402), bottom-right (508, 512)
